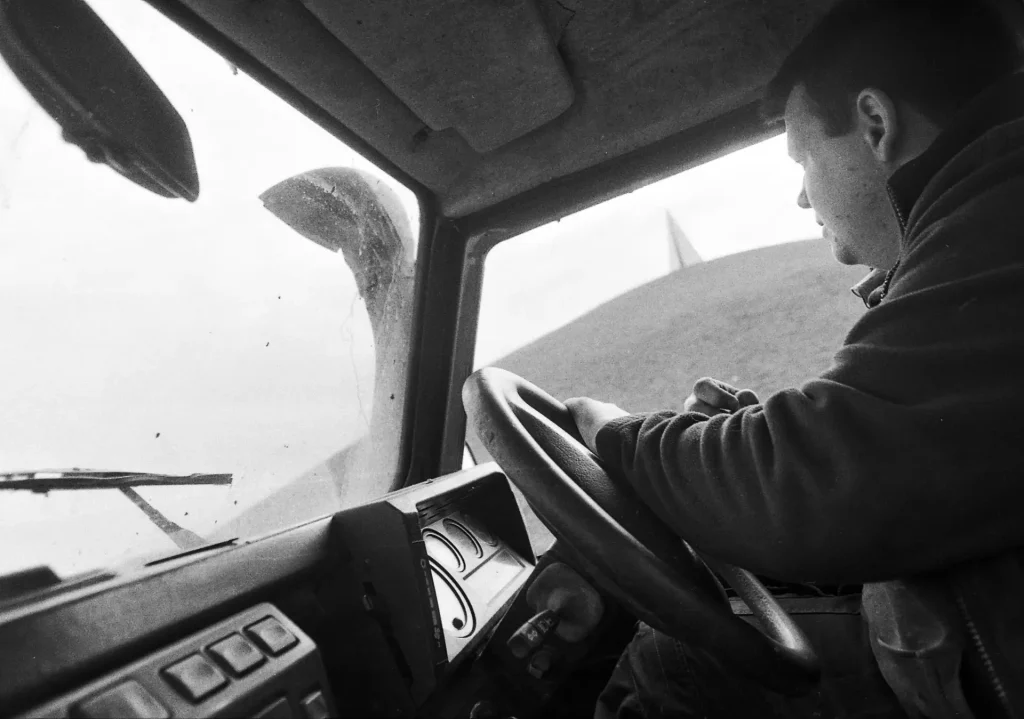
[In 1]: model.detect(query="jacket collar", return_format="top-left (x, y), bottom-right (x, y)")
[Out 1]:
top-left (857, 72), bottom-right (1024, 308)
top-left (850, 268), bottom-right (888, 308)
top-left (887, 71), bottom-right (1024, 233)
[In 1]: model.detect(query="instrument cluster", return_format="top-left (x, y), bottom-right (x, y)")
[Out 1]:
top-left (421, 512), bottom-right (530, 660)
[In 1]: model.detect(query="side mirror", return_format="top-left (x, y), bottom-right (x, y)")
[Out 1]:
top-left (259, 168), bottom-right (416, 343)
top-left (259, 168), bottom-right (416, 492)
top-left (0, 0), bottom-right (200, 200)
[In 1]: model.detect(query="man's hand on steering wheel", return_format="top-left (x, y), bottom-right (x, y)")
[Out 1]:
top-left (565, 378), bottom-right (760, 453)
top-left (564, 397), bottom-right (629, 452)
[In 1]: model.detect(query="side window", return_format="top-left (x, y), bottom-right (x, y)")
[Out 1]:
top-left (471, 136), bottom-right (867, 549)
top-left (473, 136), bottom-right (866, 457)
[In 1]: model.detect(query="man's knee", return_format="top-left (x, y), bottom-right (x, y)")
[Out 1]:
top-left (595, 623), bottom-right (756, 719)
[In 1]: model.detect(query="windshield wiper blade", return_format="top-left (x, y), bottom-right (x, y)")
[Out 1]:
top-left (0, 470), bottom-right (234, 552)
top-left (0, 469), bottom-right (232, 493)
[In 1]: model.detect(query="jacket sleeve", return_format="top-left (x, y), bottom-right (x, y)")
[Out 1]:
top-left (594, 196), bottom-right (1024, 584)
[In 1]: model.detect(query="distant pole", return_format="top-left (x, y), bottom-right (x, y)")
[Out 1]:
top-left (666, 210), bottom-right (702, 271)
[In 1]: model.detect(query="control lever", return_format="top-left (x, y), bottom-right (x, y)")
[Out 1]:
top-left (506, 609), bottom-right (560, 659)
top-left (524, 562), bottom-right (604, 642)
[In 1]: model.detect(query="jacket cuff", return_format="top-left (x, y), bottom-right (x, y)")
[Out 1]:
top-left (594, 414), bottom-right (646, 460)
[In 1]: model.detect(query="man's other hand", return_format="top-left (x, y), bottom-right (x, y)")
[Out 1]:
top-left (564, 397), bottom-right (629, 453)
top-left (683, 377), bottom-right (759, 416)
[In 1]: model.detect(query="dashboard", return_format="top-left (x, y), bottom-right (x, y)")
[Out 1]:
top-left (17, 603), bottom-right (336, 718)
top-left (327, 465), bottom-right (536, 709)
top-left (5, 465), bottom-right (585, 719)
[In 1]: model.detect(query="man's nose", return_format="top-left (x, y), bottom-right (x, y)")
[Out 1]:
top-left (797, 185), bottom-right (811, 209)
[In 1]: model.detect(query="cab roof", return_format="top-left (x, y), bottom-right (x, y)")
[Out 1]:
top-left (157, 0), bottom-right (835, 220)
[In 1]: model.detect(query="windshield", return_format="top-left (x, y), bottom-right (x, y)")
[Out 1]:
top-left (0, 0), bottom-right (419, 579)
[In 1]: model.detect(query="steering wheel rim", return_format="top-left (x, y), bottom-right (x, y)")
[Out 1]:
top-left (463, 367), bottom-right (820, 693)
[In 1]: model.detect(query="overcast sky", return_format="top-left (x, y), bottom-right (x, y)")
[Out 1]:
top-left (0, 0), bottom-right (819, 578)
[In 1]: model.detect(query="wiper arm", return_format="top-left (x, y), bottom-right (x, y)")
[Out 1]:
top-left (0, 469), bottom-right (232, 493)
top-left (0, 470), bottom-right (233, 552)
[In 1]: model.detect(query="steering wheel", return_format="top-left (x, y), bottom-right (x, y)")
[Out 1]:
top-left (463, 367), bottom-right (820, 694)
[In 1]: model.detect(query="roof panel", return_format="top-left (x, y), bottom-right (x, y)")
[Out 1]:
top-left (175, 0), bottom-right (835, 217)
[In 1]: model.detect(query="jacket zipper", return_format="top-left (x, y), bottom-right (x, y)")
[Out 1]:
top-left (953, 589), bottom-right (1014, 718)
top-left (880, 183), bottom-right (908, 303)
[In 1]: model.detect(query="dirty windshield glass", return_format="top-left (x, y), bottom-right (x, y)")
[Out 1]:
top-left (0, 0), bottom-right (418, 580)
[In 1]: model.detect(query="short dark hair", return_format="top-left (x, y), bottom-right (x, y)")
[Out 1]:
top-left (762, 0), bottom-right (1023, 135)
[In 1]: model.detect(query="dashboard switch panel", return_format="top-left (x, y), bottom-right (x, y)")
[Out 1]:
top-left (20, 603), bottom-right (337, 719)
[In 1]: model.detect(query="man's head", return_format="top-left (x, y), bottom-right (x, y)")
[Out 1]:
top-left (763, 0), bottom-right (1022, 268)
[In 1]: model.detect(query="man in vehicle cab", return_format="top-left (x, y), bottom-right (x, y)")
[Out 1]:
top-left (565, 0), bottom-right (1024, 716)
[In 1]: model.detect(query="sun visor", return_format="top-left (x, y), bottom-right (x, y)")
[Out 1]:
top-left (298, 0), bottom-right (574, 153)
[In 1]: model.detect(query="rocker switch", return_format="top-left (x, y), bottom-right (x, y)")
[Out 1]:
top-left (246, 617), bottom-right (299, 656)
top-left (208, 633), bottom-right (266, 676)
top-left (162, 653), bottom-right (228, 702)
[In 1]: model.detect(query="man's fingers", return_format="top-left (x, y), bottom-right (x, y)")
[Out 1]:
top-left (564, 397), bottom-right (585, 413)
top-left (736, 389), bottom-right (760, 407)
top-left (690, 378), bottom-right (761, 413)
top-left (685, 396), bottom-right (730, 416)
top-left (682, 393), bottom-right (699, 413)
top-left (693, 377), bottom-right (741, 411)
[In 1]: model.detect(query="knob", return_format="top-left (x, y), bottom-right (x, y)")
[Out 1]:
top-left (506, 609), bottom-right (560, 659)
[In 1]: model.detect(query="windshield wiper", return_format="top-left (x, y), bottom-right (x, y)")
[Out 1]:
top-left (0, 469), bottom-right (232, 492)
top-left (0, 469), bottom-right (233, 551)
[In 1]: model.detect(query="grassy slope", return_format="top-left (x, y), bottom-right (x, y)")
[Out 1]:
top-left (473, 238), bottom-right (869, 551)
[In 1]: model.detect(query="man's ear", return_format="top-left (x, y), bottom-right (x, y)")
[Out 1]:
top-left (855, 88), bottom-right (900, 163)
